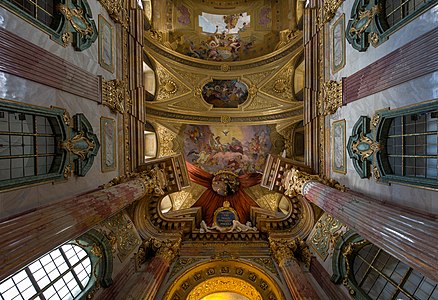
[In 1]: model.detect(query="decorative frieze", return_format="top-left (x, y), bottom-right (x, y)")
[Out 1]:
top-left (322, 80), bottom-right (343, 116)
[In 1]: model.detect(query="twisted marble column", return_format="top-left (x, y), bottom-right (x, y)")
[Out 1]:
top-left (282, 167), bottom-right (438, 282)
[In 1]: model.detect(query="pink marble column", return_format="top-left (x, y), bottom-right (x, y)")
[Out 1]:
top-left (124, 256), bottom-right (171, 299)
top-left (302, 180), bottom-right (438, 282)
top-left (0, 179), bottom-right (147, 282)
top-left (280, 258), bottom-right (321, 300)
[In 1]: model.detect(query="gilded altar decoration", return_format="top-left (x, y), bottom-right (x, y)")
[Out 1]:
top-left (309, 213), bottom-right (344, 260)
top-left (97, 0), bottom-right (129, 28)
top-left (104, 212), bottom-right (141, 262)
top-left (101, 79), bottom-right (128, 114)
top-left (57, 0), bottom-right (98, 51)
top-left (187, 277), bottom-right (263, 300)
top-left (322, 80), bottom-right (343, 116)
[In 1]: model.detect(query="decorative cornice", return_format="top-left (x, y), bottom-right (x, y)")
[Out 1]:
top-left (322, 80), bottom-right (343, 116)
top-left (145, 107), bottom-right (303, 124)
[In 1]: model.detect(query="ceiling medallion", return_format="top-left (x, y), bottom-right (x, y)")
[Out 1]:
top-left (273, 79), bottom-right (287, 93)
top-left (212, 170), bottom-right (240, 196)
top-left (163, 81), bottom-right (178, 94)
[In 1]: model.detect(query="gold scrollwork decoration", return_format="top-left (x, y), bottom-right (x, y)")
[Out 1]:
top-left (102, 79), bottom-right (128, 114)
top-left (58, 5), bottom-right (94, 37)
top-left (98, 0), bottom-right (129, 28)
top-left (322, 80), bottom-right (343, 116)
top-left (60, 131), bottom-right (96, 160)
top-left (318, 0), bottom-right (345, 26)
top-left (351, 132), bottom-right (380, 161)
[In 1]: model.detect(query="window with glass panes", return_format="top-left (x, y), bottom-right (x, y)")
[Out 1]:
top-left (9, 0), bottom-right (56, 28)
top-left (0, 110), bottom-right (60, 183)
top-left (353, 244), bottom-right (438, 300)
top-left (382, 110), bottom-right (438, 181)
top-left (384, 0), bottom-right (429, 27)
top-left (0, 244), bottom-right (92, 300)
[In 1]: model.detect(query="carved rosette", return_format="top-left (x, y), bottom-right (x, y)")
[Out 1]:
top-left (101, 79), bottom-right (128, 114)
top-left (322, 80), bottom-right (343, 115)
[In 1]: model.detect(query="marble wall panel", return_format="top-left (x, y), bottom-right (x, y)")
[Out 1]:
top-left (0, 72), bottom-right (119, 219)
top-left (327, 3), bottom-right (438, 81)
top-left (329, 73), bottom-right (438, 216)
top-left (0, 1), bottom-right (117, 80)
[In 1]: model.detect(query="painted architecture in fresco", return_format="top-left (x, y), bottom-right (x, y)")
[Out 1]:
top-left (183, 125), bottom-right (271, 175)
top-left (201, 79), bottom-right (249, 108)
top-left (171, 6), bottom-right (279, 61)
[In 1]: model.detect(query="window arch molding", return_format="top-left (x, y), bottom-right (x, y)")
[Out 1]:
top-left (0, 229), bottom-right (113, 300)
top-left (0, 100), bottom-right (100, 191)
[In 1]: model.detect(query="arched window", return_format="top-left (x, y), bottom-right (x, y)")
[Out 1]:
top-left (0, 244), bottom-right (91, 300)
top-left (0, 101), bottom-right (99, 190)
top-left (346, 0), bottom-right (435, 51)
top-left (332, 231), bottom-right (438, 299)
top-left (375, 100), bottom-right (438, 189)
top-left (0, 230), bottom-right (113, 300)
top-left (8, 0), bottom-right (61, 29)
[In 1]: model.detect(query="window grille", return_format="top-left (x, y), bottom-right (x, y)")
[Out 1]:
top-left (353, 244), bottom-right (438, 300)
top-left (383, 110), bottom-right (438, 180)
top-left (384, 0), bottom-right (428, 27)
top-left (0, 110), bottom-right (61, 183)
top-left (9, 0), bottom-right (55, 27)
top-left (0, 244), bottom-right (92, 300)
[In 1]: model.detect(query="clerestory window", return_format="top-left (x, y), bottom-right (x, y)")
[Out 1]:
top-left (0, 105), bottom-right (65, 190)
top-left (353, 243), bottom-right (438, 299)
top-left (0, 244), bottom-right (92, 300)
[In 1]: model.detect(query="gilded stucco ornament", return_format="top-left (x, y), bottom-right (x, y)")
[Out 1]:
top-left (309, 213), bottom-right (344, 260)
top-left (282, 167), bottom-right (346, 197)
top-left (318, 0), bottom-right (345, 26)
top-left (57, 0), bottom-right (98, 51)
top-left (60, 131), bottom-right (96, 160)
top-left (341, 239), bottom-right (369, 295)
top-left (322, 80), bottom-right (343, 115)
top-left (97, 0), bottom-right (129, 28)
top-left (269, 237), bottom-right (311, 269)
top-left (102, 79), bottom-right (128, 114)
top-left (152, 238), bottom-right (182, 264)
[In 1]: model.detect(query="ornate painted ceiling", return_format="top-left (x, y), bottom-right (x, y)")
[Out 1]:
top-left (144, 0), bottom-right (305, 214)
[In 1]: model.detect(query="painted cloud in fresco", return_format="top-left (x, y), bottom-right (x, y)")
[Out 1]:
top-left (183, 125), bottom-right (271, 175)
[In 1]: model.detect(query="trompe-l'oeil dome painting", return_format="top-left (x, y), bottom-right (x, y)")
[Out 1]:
top-left (153, 0), bottom-right (302, 61)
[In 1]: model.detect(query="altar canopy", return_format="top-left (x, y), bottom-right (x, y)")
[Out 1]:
top-left (186, 162), bottom-right (261, 225)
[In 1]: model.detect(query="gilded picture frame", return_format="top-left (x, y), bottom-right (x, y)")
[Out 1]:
top-left (98, 15), bottom-right (114, 73)
top-left (332, 119), bottom-right (347, 174)
top-left (331, 14), bottom-right (346, 74)
top-left (100, 117), bottom-right (116, 172)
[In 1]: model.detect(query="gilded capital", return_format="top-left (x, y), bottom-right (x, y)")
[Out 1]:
top-left (101, 79), bottom-right (128, 114)
top-left (282, 168), bottom-right (320, 197)
top-left (318, 0), bottom-right (345, 26)
top-left (268, 238), bottom-right (297, 266)
top-left (152, 238), bottom-right (182, 264)
top-left (322, 80), bottom-right (343, 116)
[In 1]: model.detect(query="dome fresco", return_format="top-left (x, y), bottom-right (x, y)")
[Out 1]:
top-left (201, 79), bottom-right (248, 108)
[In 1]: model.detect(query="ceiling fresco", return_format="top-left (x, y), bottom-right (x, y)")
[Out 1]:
top-left (202, 79), bottom-right (248, 108)
top-left (150, 0), bottom-right (301, 61)
top-left (182, 124), bottom-right (272, 175)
